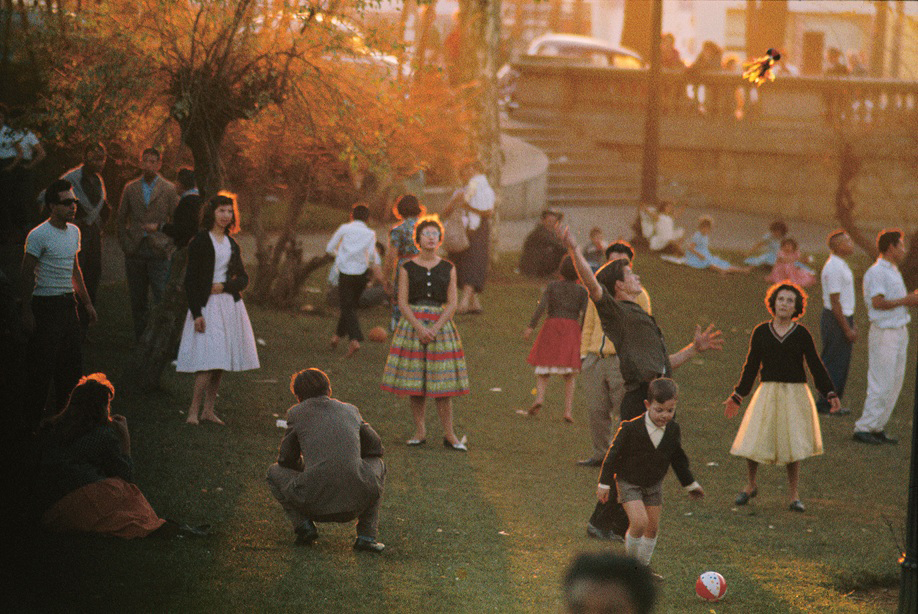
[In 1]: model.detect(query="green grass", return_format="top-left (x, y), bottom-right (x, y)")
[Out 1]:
top-left (11, 250), bottom-right (911, 613)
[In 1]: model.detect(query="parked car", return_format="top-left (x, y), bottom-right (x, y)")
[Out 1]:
top-left (525, 34), bottom-right (644, 69)
top-left (498, 34), bottom-right (643, 108)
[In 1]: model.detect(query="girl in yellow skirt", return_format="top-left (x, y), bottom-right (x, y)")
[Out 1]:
top-left (723, 283), bottom-right (839, 512)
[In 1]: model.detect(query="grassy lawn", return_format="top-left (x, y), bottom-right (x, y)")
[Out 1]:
top-left (9, 250), bottom-right (911, 613)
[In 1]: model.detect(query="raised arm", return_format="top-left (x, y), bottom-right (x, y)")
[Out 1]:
top-left (556, 225), bottom-right (602, 302)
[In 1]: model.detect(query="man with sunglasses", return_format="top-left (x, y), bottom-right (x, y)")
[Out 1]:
top-left (19, 179), bottom-right (97, 434)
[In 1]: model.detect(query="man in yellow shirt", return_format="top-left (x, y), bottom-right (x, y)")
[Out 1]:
top-left (577, 241), bottom-right (651, 469)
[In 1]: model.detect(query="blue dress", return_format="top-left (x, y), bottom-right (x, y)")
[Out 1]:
top-left (684, 231), bottom-right (733, 270)
top-left (744, 234), bottom-right (780, 267)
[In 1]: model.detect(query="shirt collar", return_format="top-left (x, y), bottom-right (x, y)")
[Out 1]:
top-left (644, 412), bottom-right (666, 436)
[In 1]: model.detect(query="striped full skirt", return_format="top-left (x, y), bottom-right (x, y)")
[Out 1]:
top-left (381, 305), bottom-right (470, 398)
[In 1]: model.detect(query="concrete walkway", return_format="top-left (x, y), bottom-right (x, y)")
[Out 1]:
top-left (97, 204), bottom-right (841, 286)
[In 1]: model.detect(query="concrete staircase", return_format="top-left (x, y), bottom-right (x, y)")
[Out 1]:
top-left (501, 109), bottom-right (641, 209)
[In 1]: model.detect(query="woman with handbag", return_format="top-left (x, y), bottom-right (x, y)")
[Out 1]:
top-left (176, 192), bottom-right (260, 425)
top-left (442, 163), bottom-right (494, 315)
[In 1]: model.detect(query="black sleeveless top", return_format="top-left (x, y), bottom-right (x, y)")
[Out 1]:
top-left (404, 259), bottom-right (452, 305)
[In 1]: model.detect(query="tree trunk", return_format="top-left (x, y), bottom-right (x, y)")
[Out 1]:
top-left (833, 141), bottom-right (876, 258)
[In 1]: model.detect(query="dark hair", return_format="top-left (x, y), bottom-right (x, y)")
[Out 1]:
top-left (780, 237), bottom-right (798, 251)
top-left (394, 194), bottom-right (423, 219)
top-left (290, 368), bottom-right (331, 401)
top-left (769, 220), bottom-right (788, 236)
top-left (414, 216), bottom-right (444, 246)
top-left (42, 373), bottom-right (116, 446)
top-left (558, 255), bottom-right (578, 281)
top-left (647, 377), bottom-right (678, 404)
top-left (141, 147), bottom-right (161, 160)
top-left (766, 282), bottom-right (807, 319)
top-left (563, 552), bottom-right (656, 614)
top-left (177, 168), bottom-right (196, 190)
top-left (589, 226), bottom-right (602, 237)
top-left (595, 258), bottom-right (629, 292)
top-left (84, 142), bottom-right (106, 159)
top-left (44, 179), bottom-right (73, 206)
top-left (541, 209), bottom-right (563, 222)
top-left (877, 229), bottom-right (903, 254)
top-left (352, 203), bottom-right (370, 222)
top-left (605, 240), bottom-right (634, 261)
top-left (200, 192), bottom-right (240, 235)
top-left (827, 229), bottom-right (847, 250)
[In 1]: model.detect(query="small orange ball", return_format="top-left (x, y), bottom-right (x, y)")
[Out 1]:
top-left (368, 326), bottom-right (388, 342)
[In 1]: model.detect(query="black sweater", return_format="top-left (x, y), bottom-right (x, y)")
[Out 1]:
top-left (733, 322), bottom-right (835, 399)
top-left (184, 231), bottom-right (248, 319)
top-left (599, 415), bottom-right (695, 489)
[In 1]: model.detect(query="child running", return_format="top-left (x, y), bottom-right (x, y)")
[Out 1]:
top-left (519, 255), bottom-right (588, 423)
top-left (597, 378), bottom-right (704, 575)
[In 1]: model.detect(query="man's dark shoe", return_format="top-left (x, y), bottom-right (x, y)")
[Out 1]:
top-left (852, 431), bottom-right (882, 445)
top-left (577, 458), bottom-right (602, 467)
top-left (294, 520), bottom-right (319, 545)
top-left (875, 431), bottom-right (898, 445)
top-left (353, 537), bottom-right (385, 553)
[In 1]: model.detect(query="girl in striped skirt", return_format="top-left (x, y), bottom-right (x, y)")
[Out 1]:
top-left (382, 216), bottom-right (470, 451)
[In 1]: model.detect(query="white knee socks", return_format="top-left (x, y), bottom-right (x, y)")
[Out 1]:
top-left (626, 533), bottom-right (658, 566)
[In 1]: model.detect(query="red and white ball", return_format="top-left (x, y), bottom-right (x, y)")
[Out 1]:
top-left (695, 571), bottom-right (727, 602)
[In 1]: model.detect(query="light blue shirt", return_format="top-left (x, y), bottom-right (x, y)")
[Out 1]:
top-left (863, 258), bottom-right (911, 328)
top-left (141, 176), bottom-right (157, 206)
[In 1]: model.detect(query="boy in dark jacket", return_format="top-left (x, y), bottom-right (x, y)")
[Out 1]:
top-left (597, 378), bottom-right (704, 572)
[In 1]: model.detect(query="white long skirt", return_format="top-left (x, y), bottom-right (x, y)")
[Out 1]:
top-left (176, 293), bottom-right (260, 373)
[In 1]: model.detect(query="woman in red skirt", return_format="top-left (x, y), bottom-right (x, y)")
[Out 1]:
top-left (520, 255), bottom-right (588, 422)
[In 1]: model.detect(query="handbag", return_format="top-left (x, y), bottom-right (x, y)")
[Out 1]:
top-left (442, 209), bottom-right (470, 253)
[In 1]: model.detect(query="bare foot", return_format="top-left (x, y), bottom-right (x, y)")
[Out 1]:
top-left (201, 413), bottom-right (225, 426)
top-left (329, 335), bottom-right (341, 348)
top-left (346, 340), bottom-right (360, 357)
top-left (186, 416), bottom-right (200, 425)
top-left (528, 402), bottom-right (542, 416)
top-left (563, 415), bottom-right (574, 424)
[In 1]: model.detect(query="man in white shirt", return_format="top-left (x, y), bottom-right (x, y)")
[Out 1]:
top-left (326, 203), bottom-right (383, 356)
top-left (817, 230), bottom-right (856, 415)
top-left (853, 229), bottom-right (918, 445)
top-left (19, 179), bottom-right (97, 434)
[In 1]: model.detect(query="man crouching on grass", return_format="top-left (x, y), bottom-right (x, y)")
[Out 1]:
top-left (266, 368), bottom-right (386, 553)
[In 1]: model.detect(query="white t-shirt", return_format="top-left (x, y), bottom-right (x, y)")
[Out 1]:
top-left (15, 130), bottom-right (40, 161)
top-left (820, 254), bottom-right (855, 316)
top-left (0, 125), bottom-right (19, 158)
top-left (863, 258), bottom-right (910, 328)
top-left (25, 221), bottom-right (81, 296)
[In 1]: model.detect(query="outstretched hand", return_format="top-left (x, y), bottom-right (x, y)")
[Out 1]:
top-left (693, 324), bottom-right (724, 352)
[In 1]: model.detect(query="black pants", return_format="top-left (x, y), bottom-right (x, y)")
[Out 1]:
top-left (336, 272), bottom-right (368, 342)
top-left (22, 294), bottom-right (82, 433)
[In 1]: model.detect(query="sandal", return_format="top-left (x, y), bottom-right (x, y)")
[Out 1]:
top-left (734, 488), bottom-right (758, 506)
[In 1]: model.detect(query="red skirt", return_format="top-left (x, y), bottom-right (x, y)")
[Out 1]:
top-left (527, 317), bottom-right (582, 370)
top-left (41, 477), bottom-right (165, 539)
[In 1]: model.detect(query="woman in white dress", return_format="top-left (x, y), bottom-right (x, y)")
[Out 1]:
top-left (176, 192), bottom-right (259, 424)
